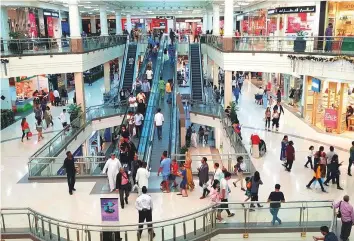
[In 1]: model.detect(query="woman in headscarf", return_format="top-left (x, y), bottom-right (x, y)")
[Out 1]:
top-left (280, 135), bottom-right (288, 162)
top-left (184, 151), bottom-right (195, 191)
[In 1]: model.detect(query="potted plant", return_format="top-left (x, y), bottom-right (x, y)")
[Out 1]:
top-left (68, 103), bottom-right (83, 123)
top-left (9, 31), bottom-right (25, 54)
top-left (293, 31), bottom-right (307, 52)
top-left (230, 102), bottom-right (239, 124)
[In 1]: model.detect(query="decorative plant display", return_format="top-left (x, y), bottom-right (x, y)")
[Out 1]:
top-left (1, 110), bottom-right (15, 130)
top-left (230, 102), bottom-right (239, 124)
top-left (293, 30), bottom-right (308, 52)
top-left (8, 31), bottom-right (26, 54)
top-left (68, 103), bottom-right (82, 122)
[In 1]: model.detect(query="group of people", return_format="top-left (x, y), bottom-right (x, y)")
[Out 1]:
top-left (185, 124), bottom-right (211, 147)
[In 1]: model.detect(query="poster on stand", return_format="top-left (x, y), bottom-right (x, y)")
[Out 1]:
top-left (324, 108), bottom-right (338, 129)
top-left (100, 198), bottom-right (119, 221)
top-left (47, 17), bottom-right (54, 37)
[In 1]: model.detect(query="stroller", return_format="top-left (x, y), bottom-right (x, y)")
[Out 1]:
top-left (259, 139), bottom-right (267, 157)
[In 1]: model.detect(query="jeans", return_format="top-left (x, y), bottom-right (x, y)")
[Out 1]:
top-left (341, 221), bottom-right (353, 241)
top-left (156, 125), bottom-right (162, 139)
top-left (166, 92), bottom-right (172, 103)
top-left (305, 156), bottom-right (313, 169)
top-left (119, 184), bottom-right (130, 208)
top-left (270, 208), bottom-right (281, 224)
top-left (348, 159), bottom-right (353, 175)
top-left (325, 38), bottom-right (332, 52)
top-left (265, 117), bottom-right (271, 129)
top-left (67, 174), bottom-right (76, 193)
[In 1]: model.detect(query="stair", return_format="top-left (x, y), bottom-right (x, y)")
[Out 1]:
top-left (190, 44), bottom-right (203, 101)
top-left (122, 44), bottom-right (137, 90)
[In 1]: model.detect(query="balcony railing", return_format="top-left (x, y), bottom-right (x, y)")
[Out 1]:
top-left (202, 35), bottom-right (354, 55)
top-left (1, 200), bottom-right (337, 241)
top-left (1, 35), bottom-right (127, 57)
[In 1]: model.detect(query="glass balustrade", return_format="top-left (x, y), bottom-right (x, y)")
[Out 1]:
top-left (1, 201), bottom-right (336, 241)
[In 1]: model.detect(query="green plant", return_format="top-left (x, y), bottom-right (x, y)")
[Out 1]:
top-left (9, 31), bottom-right (25, 39)
top-left (230, 102), bottom-right (239, 124)
top-left (180, 145), bottom-right (188, 155)
top-left (1, 109), bottom-right (15, 130)
top-left (68, 104), bottom-right (83, 122)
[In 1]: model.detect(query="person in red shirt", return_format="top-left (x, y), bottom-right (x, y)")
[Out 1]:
top-left (170, 159), bottom-right (179, 188)
top-left (21, 118), bottom-right (30, 142)
top-left (284, 141), bottom-right (295, 172)
top-left (250, 134), bottom-right (261, 158)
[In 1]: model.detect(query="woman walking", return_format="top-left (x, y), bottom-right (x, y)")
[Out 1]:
top-left (185, 152), bottom-right (195, 191)
top-left (177, 163), bottom-right (188, 197)
top-left (306, 163), bottom-right (326, 192)
top-left (265, 107), bottom-right (271, 131)
top-left (250, 171), bottom-right (263, 208)
top-left (233, 156), bottom-right (246, 191)
top-left (116, 167), bottom-right (131, 209)
top-left (304, 146), bottom-right (315, 169)
top-left (21, 118), bottom-right (30, 142)
top-left (280, 135), bottom-right (288, 162)
top-left (262, 89), bottom-right (268, 109)
top-left (36, 119), bottom-right (44, 142)
top-left (44, 106), bottom-right (53, 128)
top-left (272, 109), bottom-right (280, 131)
top-left (323, 154), bottom-right (343, 190)
top-left (209, 179), bottom-right (224, 223)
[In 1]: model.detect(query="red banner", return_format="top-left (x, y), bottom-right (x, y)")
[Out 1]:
top-left (28, 13), bottom-right (38, 37)
top-left (324, 108), bottom-right (338, 129)
top-left (47, 17), bottom-right (54, 37)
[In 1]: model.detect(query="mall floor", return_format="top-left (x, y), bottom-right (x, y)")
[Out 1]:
top-left (1, 77), bottom-right (352, 239)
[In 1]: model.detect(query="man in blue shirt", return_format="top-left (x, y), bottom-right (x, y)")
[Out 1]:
top-left (238, 75), bottom-right (244, 93)
top-left (233, 86), bottom-right (240, 104)
top-left (158, 151), bottom-right (171, 193)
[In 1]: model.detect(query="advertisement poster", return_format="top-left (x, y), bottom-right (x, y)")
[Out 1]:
top-left (28, 13), bottom-right (38, 38)
top-left (38, 9), bottom-right (46, 37)
top-left (47, 17), bottom-right (54, 37)
top-left (100, 198), bottom-right (119, 221)
top-left (324, 108), bottom-right (338, 129)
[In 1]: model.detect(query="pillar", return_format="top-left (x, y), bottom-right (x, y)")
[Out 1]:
top-left (202, 13), bottom-right (207, 34)
top-left (282, 15), bottom-right (288, 36)
top-left (90, 16), bottom-right (96, 34)
top-left (0, 78), bottom-right (11, 110)
top-left (115, 12), bottom-right (122, 35)
top-left (126, 14), bottom-right (132, 32)
top-left (100, 5), bottom-right (108, 36)
top-left (207, 11), bottom-right (213, 33)
top-left (68, 0), bottom-right (82, 52)
top-left (74, 72), bottom-right (86, 112)
top-left (224, 71), bottom-right (232, 107)
top-left (213, 62), bottom-right (219, 88)
top-left (212, 4), bottom-right (220, 36)
top-left (223, 0), bottom-right (233, 37)
top-left (1, 7), bottom-right (9, 51)
top-left (79, 14), bottom-right (83, 34)
top-left (104, 62), bottom-right (111, 93)
top-left (276, 14), bottom-right (281, 36)
top-left (61, 73), bottom-right (67, 88)
top-left (214, 128), bottom-right (221, 152)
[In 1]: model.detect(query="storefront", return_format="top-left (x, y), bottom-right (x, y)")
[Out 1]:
top-left (327, 1), bottom-right (354, 36)
top-left (303, 77), bottom-right (349, 134)
top-left (241, 9), bottom-right (267, 36)
top-left (176, 18), bottom-right (202, 35)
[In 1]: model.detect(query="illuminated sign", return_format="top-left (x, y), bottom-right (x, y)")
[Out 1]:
top-left (268, 6), bottom-right (316, 15)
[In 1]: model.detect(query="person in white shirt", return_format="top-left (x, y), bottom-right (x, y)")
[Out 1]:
top-left (53, 89), bottom-right (60, 106)
top-left (135, 186), bottom-right (155, 239)
top-left (146, 68), bottom-right (153, 86)
top-left (128, 57), bottom-right (134, 68)
top-left (136, 91), bottom-right (146, 104)
top-left (102, 154), bottom-right (122, 192)
top-left (128, 93), bottom-right (137, 110)
top-left (58, 109), bottom-right (68, 134)
top-left (154, 108), bottom-right (164, 140)
top-left (220, 172), bottom-right (235, 218)
top-left (232, 156), bottom-right (246, 191)
top-left (212, 163), bottom-right (223, 184)
top-left (134, 111), bottom-right (144, 138)
top-left (136, 162), bottom-right (150, 195)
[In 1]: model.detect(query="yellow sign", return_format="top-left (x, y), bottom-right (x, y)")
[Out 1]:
top-left (338, 2), bottom-right (354, 11)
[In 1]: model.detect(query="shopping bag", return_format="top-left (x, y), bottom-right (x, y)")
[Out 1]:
top-left (132, 127), bottom-right (136, 137)
top-left (27, 131), bottom-right (33, 137)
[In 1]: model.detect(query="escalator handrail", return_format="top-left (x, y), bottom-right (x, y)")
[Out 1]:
top-left (198, 42), bottom-right (205, 102)
top-left (117, 39), bottom-right (129, 94)
top-left (168, 44), bottom-right (178, 157)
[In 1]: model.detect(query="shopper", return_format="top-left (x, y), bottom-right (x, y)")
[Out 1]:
top-left (63, 151), bottom-right (76, 195)
top-left (265, 107), bottom-right (271, 131)
top-left (178, 162), bottom-right (188, 197)
top-left (267, 184), bottom-right (285, 225)
top-left (233, 156), bottom-right (246, 191)
top-left (280, 135), bottom-right (288, 162)
top-left (154, 108), bottom-right (164, 140)
top-left (326, 146), bottom-right (337, 180)
top-left (20, 118), bottom-right (31, 142)
top-left (333, 195), bottom-right (354, 241)
top-left (273, 102), bottom-right (285, 120)
top-left (324, 154), bottom-right (343, 190)
top-left (141, 80), bottom-right (150, 100)
top-left (305, 146), bottom-right (315, 169)
top-left (306, 162), bottom-right (326, 193)
top-left (53, 89), bottom-right (60, 106)
top-left (58, 109), bottom-right (68, 134)
top-left (137, 99), bottom-right (146, 116)
top-left (250, 171), bottom-right (263, 208)
top-left (272, 109), bottom-right (280, 131)
top-left (209, 179), bottom-right (224, 223)
top-left (36, 118), bottom-right (44, 142)
top-left (116, 167), bottom-right (131, 209)
top-left (233, 85), bottom-right (240, 104)
top-left (284, 141), bottom-right (295, 172)
top-left (134, 111), bottom-right (144, 138)
top-left (34, 105), bottom-right (43, 123)
top-left (325, 23), bottom-right (333, 52)
top-left (158, 151), bottom-right (171, 193)
top-left (135, 186), bottom-right (155, 239)
top-left (136, 162), bottom-right (150, 195)
top-left (198, 157), bottom-right (210, 199)
top-left (313, 226), bottom-right (338, 241)
top-left (219, 172), bottom-right (235, 217)
top-left (102, 154), bottom-right (122, 192)
top-left (43, 106), bottom-right (53, 128)
top-left (158, 77), bottom-right (165, 99)
top-left (128, 93), bottom-right (137, 111)
top-left (165, 79), bottom-right (172, 104)
top-left (204, 127), bottom-right (210, 144)
top-left (348, 141), bottom-right (354, 176)
top-left (198, 126), bottom-right (204, 144)
top-left (146, 67), bottom-right (153, 86)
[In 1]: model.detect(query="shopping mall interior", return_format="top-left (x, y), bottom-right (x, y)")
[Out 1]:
top-left (1, 0), bottom-right (354, 240)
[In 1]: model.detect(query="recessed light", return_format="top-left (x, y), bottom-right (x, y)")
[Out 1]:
top-left (84, 6), bottom-right (92, 9)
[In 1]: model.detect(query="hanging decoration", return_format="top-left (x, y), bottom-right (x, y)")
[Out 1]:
top-left (287, 55), bottom-right (354, 65)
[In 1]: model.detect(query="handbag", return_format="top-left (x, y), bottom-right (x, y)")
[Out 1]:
top-left (27, 132), bottom-right (33, 137)
top-left (337, 201), bottom-right (342, 218)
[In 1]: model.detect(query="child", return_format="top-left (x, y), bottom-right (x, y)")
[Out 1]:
top-left (170, 159), bottom-right (179, 188)
top-left (232, 121), bottom-right (242, 140)
top-left (268, 96), bottom-right (274, 107)
top-left (305, 146), bottom-right (315, 169)
top-left (177, 163), bottom-right (188, 197)
top-left (242, 177), bottom-right (252, 208)
top-left (209, 179), bottom-right (224, 223)
top-left (272, 109), bottom-right (280, 131)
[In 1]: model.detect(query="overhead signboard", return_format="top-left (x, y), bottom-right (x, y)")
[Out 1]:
top-left (43, 10), bottom-right (59, 18)
top-left (156, 16), bottom-right (174, 20)
top-left (268, 6), bottom-right (316, 15)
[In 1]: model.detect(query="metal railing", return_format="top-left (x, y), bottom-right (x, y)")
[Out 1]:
top-left (1, 35), bottom-right (127, 56)
top-left (203, 35), bottom-right (354, 55)
top-left (1, 200), bottom-right (337, 241)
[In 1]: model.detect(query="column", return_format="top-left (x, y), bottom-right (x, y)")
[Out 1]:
top-left (213, 62), bottom-right (219, 88)
top-left (90, 16), bottom-right (96, 34)
top-left (282, 15), bottom-right (288, 36)
top-left (276, 15), bottom-right (280, 36)
top-left (68, 0), bottom-right (82, 52)
top-left (100, 5), bottom-right (108, 36)
top-left (79, 13), bottom-right (83, 34)
top-left (74, 72), bottom-right (86, 112)
top-left (224, 71), bottom-right (232, 107)
top-left (104, 62), bottom-right (111, 93)
top-left (0, 78), bottom-right (11, 110)
top-left (207, 11), bottom-right (213, 33)
top-left (126, 14), bottom-right (132, 32)
top-left (212, 4), bottom-right (220, 36)
top-left (1, 7), bottom-right (9, 51)
top-left (202, 13), bottom-right (208, 34)
top-left (223, 0), bottom-right (233, 37)
top-left (61, 73), bottom-right (67, 88)
top-left (115, 12), bottom-right (122, 35)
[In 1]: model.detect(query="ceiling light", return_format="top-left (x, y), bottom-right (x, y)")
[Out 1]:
top-left (80, 11), bottom-right (86, 13)
top-left (78, 4), bottom-right (84, 6)
top-left (93, 8), bottom-right (98, 11)
top-left (84, 6), bottom-right (92, 9)
top-left (236, 2), bottom-right (250, 6)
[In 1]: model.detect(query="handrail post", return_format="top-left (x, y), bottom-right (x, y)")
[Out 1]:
top-left (57, 224), bottom-right (60, 241)
top-left (41, 217), bottom-right (45, 237)
top-left (183, 221), bottom-right (186, 239)
top-left (173, 224), bottom-right (176, 241)
top-left (48, 220), bottom-right (52, 239)
top-left (1, 213), bottom-right (5, 232)
top-left (161, 227), bottom-right (165, 241)
top-left (34, 215), bottom-right (39, 234)
top-left (27, 213), bottom-right (32, 233)
top-left (66, 227), bottom-right (70, 240)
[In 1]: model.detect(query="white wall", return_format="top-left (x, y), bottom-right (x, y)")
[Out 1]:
top-left (0, 78), bottom-right (11, 110)
top-left (1, 45), bottom-right (125, 78)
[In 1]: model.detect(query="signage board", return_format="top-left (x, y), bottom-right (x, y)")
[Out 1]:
top-left (268, 6), bottom-right (316, 15)
top-left (324, 108), bottom-right (338, 129)
top-left (156, 16), bottom-right (174, 20)
top-left (311, 78), bottom-right (321, 92)
top-left (43, 11), bottom-right (59, 18)
top-left (100, 198), bottom-right (119, 222)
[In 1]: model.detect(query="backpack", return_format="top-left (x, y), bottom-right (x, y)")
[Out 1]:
top-left (246, 177), bottom-right (253, 190)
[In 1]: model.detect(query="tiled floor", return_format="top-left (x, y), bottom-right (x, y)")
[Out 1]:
top-left (0, 76), bottom-right (351, 237)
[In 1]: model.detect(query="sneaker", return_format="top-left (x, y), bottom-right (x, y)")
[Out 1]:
top-left (322, 190), bottom-right (327, 193)
top-left (228, 213), bottom-right (235, 217)
top-left (200, 196), bottom-right (205, 199)
top-left (337, 187), bottom-right (344, 190)
top-left (324, 183), bottom-right (329, 186)
top-left (349, 173), bottom-right (352, 176)
top-left (306, 185), bottom-right (311, 189)
top-left (304, 165), bottom-right (308, 168)
top-left (217, 219), bottom-right (226, 223)
top-left (233, 182), bottom-right (236, 187)
top-left (241, 188), bottom-right (246, 191)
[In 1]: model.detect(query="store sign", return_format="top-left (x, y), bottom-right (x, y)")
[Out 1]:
top-left (43, 11), bottom-right (59, 18)
top-left (311, 78), bottom-right (321, 92)
top-left (338, 2), bottom-right (354, 11)
top-left (156, 16), bottom-right (174, 20)
top-left (100, 198), bottom-right (119, 221)
top-left (269, 6), bottom-right (316, 15)
top-left (324, 109), bottom-right (338, 129)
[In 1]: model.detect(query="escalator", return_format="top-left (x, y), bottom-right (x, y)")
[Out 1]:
top-left (190, 43), bottom-right (204, 101)
top-left (122, 44), bottom-right (138, 90)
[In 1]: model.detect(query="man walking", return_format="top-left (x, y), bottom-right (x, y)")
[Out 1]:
top-left (333, 195), bottom-right (354, 241)
top-left (58, 109), bottom-right (68, 134)
top-left (165, 79), bottom-right (172, 104)
top-left (141, 79), bottom-right (151, 100)
top-left (135, 186), bottom-right (155, 239)
top-left (219, 172), bottom-right (235, 218)
top-left (158, 151), bottom-right (171, 193)
top-left (326, 146), bottom-right (336, 181)
top-left (63, 151), bottom-right (76, 195)
top-left (154, 108), bottom-right (164, 140)
top-left (284, 141), bottom-right (295, 172)
top-left (198, 157), bottom-right (210, 199)
top-left (267, 184), bottom-right (285, 225)
top-left (348, 141), bottom-right (354, 176)
top-left (233, 86), bottom-right (240, 104)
